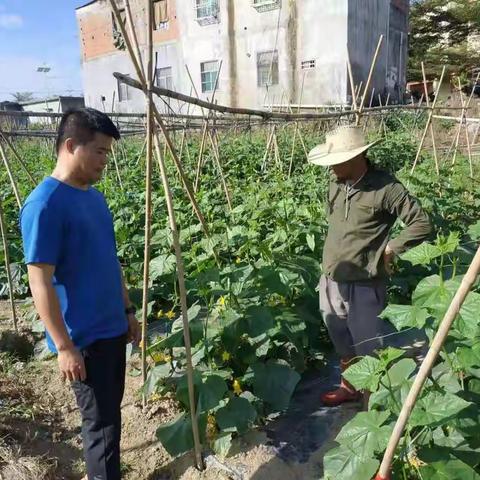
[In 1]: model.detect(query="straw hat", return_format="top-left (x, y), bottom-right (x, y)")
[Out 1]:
top-left (307, 125), bottom-right (380, 167)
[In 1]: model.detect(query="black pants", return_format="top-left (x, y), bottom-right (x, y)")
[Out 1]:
top-left (72, 334), bottom-right (127, 480)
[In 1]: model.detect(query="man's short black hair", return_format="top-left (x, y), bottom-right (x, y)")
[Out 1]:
top-left (56, 108), bottom-right (121, 154)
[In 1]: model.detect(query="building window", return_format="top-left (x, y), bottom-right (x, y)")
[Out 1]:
top-left (257, 51), bottom-right (279, 87)
top-left (112, 8), bottom-right (127, 50)
top-left (156, 67), bottom-right (173, 90)
top-left (301, 59), bottom-right (316, 70)
top-left (195, 0), bottom-right (219, 26)
top-left (252, 0), bottom-right (281, 13)
top-left (153, 0), bottom-right (169, 30)
top-left (118, 75), bottom-right (131, 102)
top-left (201, 61), bottom-right (219, 93)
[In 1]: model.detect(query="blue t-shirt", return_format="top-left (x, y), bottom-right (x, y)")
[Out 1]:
top-left (20, 177), bottom-right (128, 352)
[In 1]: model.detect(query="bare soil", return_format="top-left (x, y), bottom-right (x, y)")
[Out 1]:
top-left (0, 300), bottom-right (351, 480)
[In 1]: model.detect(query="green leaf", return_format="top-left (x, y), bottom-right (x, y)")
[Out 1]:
top-left (249, 361), bottom-right (301, 411)
top-left (335, 411), bottom-right (392, 459)
top-left (401, 242), bottom-right (442, 266)
top-left (156, 412), bottom-right (207, 457)
top-left (143, 363), bottom-right (171, 397)
top-left (324, 445), bottom-right (379, 480)
top-left (467, 220), bottom-right (480, 241)
top-left (176, 372), bottom-right (228, 413)
top-left (436, 231), bottom-right (460, 256)
top-left (411, 392), bottom-right (472, 427)
top-left (306, 233), bottom-right (315, 252)
top-left (343, 356), bottom-right (382, 391)
top-left (456, 344), bottom-right (480, 370)
top-left (244, 306), bottom-right (275, 337)
top-left (420, 457), bottom-right (480, 479)
top-left (380, 304), bottom-right (430, 330)
top-left (150, 253), bottom-right (176, 279)
top-left (383, 358), bottom-right (417, 387)
top-left (378, 346), bottom-right (405, 367)
top-left (215, 397), bottom-right (257, 434)
top-left (212, 432), bottom-right (233, 457)
top-left (412, 275), bottom-right (453, 311)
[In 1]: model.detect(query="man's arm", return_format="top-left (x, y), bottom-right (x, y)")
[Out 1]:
top-left (119, 264), bottom-right (141, 345)
top-left (27, 263), bottom-right (86, 381)
top-left (384, 181), bottom-right (432, 255)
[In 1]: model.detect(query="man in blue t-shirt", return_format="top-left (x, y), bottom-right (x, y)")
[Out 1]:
top-left (20, 108), bottom-right (140, 480)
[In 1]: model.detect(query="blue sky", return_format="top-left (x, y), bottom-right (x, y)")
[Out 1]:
top-left (0, 0), bottom-right (87, 101)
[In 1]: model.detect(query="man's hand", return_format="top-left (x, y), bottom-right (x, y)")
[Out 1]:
top-left (127, 314), bottom-right (141, 346)
top-left (383, 245), bottom-right (395, 275)
top-left (58, 346), bottom-right (86, 382)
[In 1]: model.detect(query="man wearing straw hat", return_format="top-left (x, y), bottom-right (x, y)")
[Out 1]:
top-left (308, 125), bottom-right (431, 406)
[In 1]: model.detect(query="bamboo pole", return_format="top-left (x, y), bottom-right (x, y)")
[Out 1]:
top-left (0, 141), bottom-right (21, 208)
top-left (110, 145), bottom-right (125, 190)
top-left (108, 0), bottom-right (209, 236)
top-left (208, 130), bottom-right (232, 210)
top-left (411, 66), bottom-right (446, 173)
top-left (0, 197), bottom-right (18, 332)
top-left (421, 62), bottom-right (439, 175)
top-left (114, 72), bottom-right (423, 121)
top-left (452, 72), bottom-right (480, 175)
top-left (452, 80), bottom-right (466, 166)
top-left (376, 244), bottom-right (480, 480)
top-left (125, 0), bottom-right (145, 75)
top-left (357, 35), bottom-right (384, 119)
top-left (363, 88), bottom-right (376, 132)
top-left (109, 2), bottom-right (204, 469)
top-left (261, 125), bottom-right (275, 171)
top-left (140, 0), bottom-right (155, 410)
top-left (0, 130), bottom-right (36, 186)
top-left (188, 61), bottom-right (223, 191)
top-left (153, 132), bottom-right (204, 471)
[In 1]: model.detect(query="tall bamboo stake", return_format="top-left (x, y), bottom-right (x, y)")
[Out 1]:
top-left (140, 0), bottom-right (154, 410)
top-left (411, 66), bottom-right (446, 173)
top-left (261, 125), bottom-right (275, 171)
top-left (0, 141), bottom-right (21, 208)
top-left (208, 130), bottom-right (232, 210)
top-left (109, 0), bottom-right (209, 236)
top-left (363, 88), bottom-right (376, 132)
top-left (357, 35), bottom-right (384, 120)
top-left (110, 145), bottom-right (125, 190)
top-left (153, 133), bottom-right (204, 471)
top-left (0, 130), bottom-right (36, 186)
top-left (376, 244), bottom-right (480, 480)
top-left (0, 197), bottom-right (18, 331)
top-left (109, 1), bottom-right (203, 468)
top-left (421, 62), bottom-right (439, 175)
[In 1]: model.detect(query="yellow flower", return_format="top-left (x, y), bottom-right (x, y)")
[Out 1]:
top-left (152, 352), bottom-right (163, 362)
top-left (218, 296), bottom-right (226, 306)
top-left (235, 257), bottom-right (241, 264)
top-left (165, 310), bottom-right (175, 320)
top-left (164, 354), bottom-right (172, 363)
top-left (206, 414), bottom-right (217, 442)
top-left (156, 309), bottom-right (164, 319)
top-left (233, 379), bottom-right (242, 395)
top-left (221, 351), bottom-right (231, 362)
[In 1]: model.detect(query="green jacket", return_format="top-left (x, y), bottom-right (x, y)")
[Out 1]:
top-left (323, 165), bottom-right (432, 282)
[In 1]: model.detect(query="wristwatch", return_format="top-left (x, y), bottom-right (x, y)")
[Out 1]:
top-left (125, 305), bottom-right (137, 316)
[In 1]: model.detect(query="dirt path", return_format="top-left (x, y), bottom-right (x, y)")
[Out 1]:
top-left (0, 301), bottom-right (357, 480)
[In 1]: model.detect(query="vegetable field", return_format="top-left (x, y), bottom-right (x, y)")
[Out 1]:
top-left (1, 112), bottom-right (480, 479)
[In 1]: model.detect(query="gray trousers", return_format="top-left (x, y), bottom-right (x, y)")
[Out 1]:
top-left (318, 275), bottom-right (390, 357)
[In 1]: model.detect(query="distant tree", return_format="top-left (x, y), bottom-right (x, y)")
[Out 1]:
top-left (409, 0), bottom-right (480, 82)
top-left (10, 92), bottom-right (35, 103)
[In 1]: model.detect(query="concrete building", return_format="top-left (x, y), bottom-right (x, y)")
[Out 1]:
top-left (20, 96), bottom-right (85, 124)
top-left (76, 0), bottom-right (409, 113)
